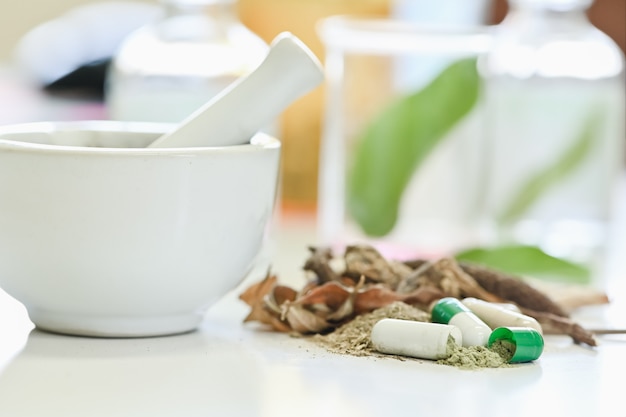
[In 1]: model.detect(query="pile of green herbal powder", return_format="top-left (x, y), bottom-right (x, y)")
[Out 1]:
top-left (313, 302), bottom-right (511, 369)
top-left (438, 338), bottom-right (511, 369)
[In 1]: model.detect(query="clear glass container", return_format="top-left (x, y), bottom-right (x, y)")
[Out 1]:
top-left (479, 0), bottom-right (625, 278)
top-left (317, 16), bottom-right (491, 259)
top-left (105, 0), bottom-right (268, 123)
top-left (237, 0), bottom-right (390, 207)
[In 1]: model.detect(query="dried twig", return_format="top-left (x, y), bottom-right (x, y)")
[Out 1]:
top-left (521, 307), bottom-right (597, 347)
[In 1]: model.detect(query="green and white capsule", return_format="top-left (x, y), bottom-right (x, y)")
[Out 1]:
top-left (462, 297), bottom-right (543, 334)
top-left (431, 297), bottom-right (492, 347)
top-left (371, 319), bottom-right (462, 360)
top-left (489, 327), bottom-right (544, 363)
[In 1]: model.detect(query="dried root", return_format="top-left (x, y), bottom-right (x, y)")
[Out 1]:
top-left (520, 308), bottom-right (597, 346)
top-left (458, 262), bottom-right (569, 317)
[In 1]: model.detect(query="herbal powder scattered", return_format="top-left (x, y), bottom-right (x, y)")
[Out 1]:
top-left (437, 338), bottom-right (510, 370)
top-left (312, 302), bottom-right (512, 369)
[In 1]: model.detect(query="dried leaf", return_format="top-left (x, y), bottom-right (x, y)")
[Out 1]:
top-left (282, 302), bottom-right (332, 334)
top-left (398, 257), bottom-right (501, 302)
top-left (303, 246), bottom-right (342, 284)
top-left (238, 274), bottom-right (294, 332)
top-left (264, 285), bottom-right (298, 314)
top-left (326, 276), bottom-right (364, 322)
top-left (294, 281), bottom-right (352, 312)
top-left (239, 272), bottom-right (277, 307)
top-left (354, 286), bottom-right (445, 315)
top-left (291, 277), bottom-right (364, 324)
top-left (344, 245), bottom-right (412, 289)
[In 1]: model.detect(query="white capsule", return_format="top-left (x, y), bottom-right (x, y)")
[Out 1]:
top-left (462, 297), bottom-right (543, 334)
top-left (371, 319), bottom-right (462, 360)
top-left (448, 312), bottom-right (492, 347)
top-left (432, 297), bottom-right (492, 347)
top-left (493, 302), bottom-right (522, 313)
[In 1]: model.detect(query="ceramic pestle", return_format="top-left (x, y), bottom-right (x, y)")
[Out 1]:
top-left (148, 32), bottom-right (324, 148)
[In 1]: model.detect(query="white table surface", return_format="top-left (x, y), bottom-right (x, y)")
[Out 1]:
top-left (1, 66), bottom-right (626, 417)
top-left (1, 210), bottom-right (625, 417)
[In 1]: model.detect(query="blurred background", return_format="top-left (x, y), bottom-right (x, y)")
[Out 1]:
top-left (0, 0), bottom-right (624, 67)
top-left (2, 0), bottom-right (623, 63)
top-left (0, 0), bottom-right (624, 280)
top-left (0, 0), bottom-right (623, 210)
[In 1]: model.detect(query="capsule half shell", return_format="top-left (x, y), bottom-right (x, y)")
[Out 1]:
top-left (371, 319), bottom-right (462, 360)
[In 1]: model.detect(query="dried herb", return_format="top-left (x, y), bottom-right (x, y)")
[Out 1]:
top-left (240, 273), bottom-right (443, 334)
top-left (456, 262), bottom-right (599, 345)
top-left (520, 307), bottom-right (597, 346)
top-left (303, 246), bottom-right (341, 284)
top-left (239, 272), bottom-right (293, 332)
top-left (240, 244), bottom-right (599, 346)
top-left (397, 257), bottom-right (501, 303)
top-left (343, 244), bottom-right (412, 289)
top-left (458, 262), bottom-right (569, 317)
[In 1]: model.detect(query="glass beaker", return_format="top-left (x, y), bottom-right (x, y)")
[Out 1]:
top-left (106, 0), bottom-right (268, 123)
top-left (480, 0), bottom-right (625, 281)
top-left (237, 0), bottom-right (390, 207)
top-left (317, 17), bottom-right (491, 259)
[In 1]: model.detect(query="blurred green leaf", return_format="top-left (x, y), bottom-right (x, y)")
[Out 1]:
top-left (347, 58), bottom-right (480, 236)
top-left (498, 110), bottom-right (600, 224)
top-left (455, 245), bottom-right (591, 284)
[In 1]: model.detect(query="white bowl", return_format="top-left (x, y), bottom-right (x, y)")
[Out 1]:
top-left (0, 121), bottom-right (280, 337)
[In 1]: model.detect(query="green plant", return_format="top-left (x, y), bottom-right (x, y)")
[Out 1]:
top-left (347, 57), bottom-right (480, 236)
